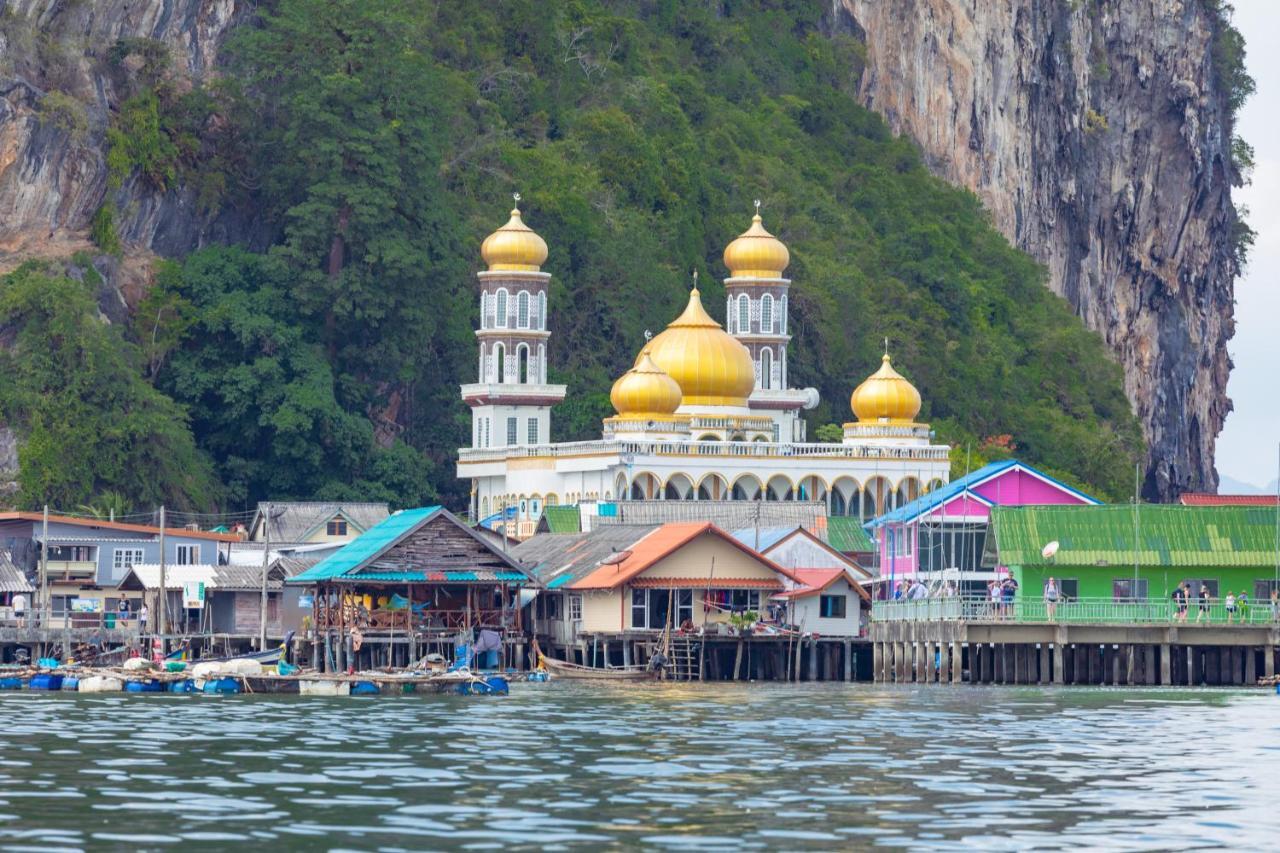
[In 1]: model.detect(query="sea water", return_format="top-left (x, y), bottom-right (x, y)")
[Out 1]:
top-left (0, 684), bottom-right (1276, 849)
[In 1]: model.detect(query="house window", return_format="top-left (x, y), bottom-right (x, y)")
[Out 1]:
top-left (1183, 578), bottom-right (1219, 599)
top-left (49, 545), bottom-right (94, 561)
top-left (326, 520), bottom-right (348, 537)
top-left (631, 588), bottom-right (647, 629)
top-left (569, 594), bottom-right (582, 621)
top-left (729, 590), bottom-right (761, 612)
top-left (1254, 580), bottom-right (1280, 602)
top-left (676, 589), bottom-right (693, 626)
top-left (820, 594), bottom-right (847, 619)
top-left (1112, 578), bottom-right (1148, 600)
top-left (506, 417), bottom-right (518, 446)
top-left (175, 544), bottom-right (199, 565)
top-left (545, 595), bottom-right (562, 621)
top-left (527, 417), bottom-right (538, 445)
top-left (1059, 578), bottom-right (1079, 600)
top-left (760, 348), bottom-right (772, 390)
top-left (113, 548), bottom-right (145, 574)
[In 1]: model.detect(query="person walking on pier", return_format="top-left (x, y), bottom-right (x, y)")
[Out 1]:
top-left (117, 597), bottom-right (130, 626)
top-left (1044, 577), bottom-right (1060, 621)
top-left (1271, 589), bottom-right (1279, 623)
top-left (1196, 584), bottom-right (1211, 623)
top-left (12, 592), bottom-right (26, 628)
top-left (139, 602), bottom-right (149, 636)
top-left (1002, 576), bottom-right (1018, 619)
top-left (1225, 590), bottom-right (1237, 624)
top-left (1172, 583), bottom-right (1188, 623)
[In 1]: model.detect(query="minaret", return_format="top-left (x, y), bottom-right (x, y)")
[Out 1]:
top-left (722, 201), bottom-right (817, 440)
top-left (459, 195), bottom-right (566, 450)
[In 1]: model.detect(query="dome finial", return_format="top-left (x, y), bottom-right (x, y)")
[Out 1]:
top-left (884, 336), bottom-right (890, 358)
top-left (513, 191), bottom-right (522, 205)
top-left (691, 269), bottom-right (698, 291)
top-left (753, 198), bottom-right (761, 216)
top-left (724, 203), bottom-right (789, 278)
top-left (481, 194), bottom-right (547, 271)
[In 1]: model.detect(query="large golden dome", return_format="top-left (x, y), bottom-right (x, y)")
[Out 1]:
top-left (723, 207), bottom-right (789, 279)
top-left (851, 353), bottom-right (922, 423)
top-left (480, 201), bottom-right (548, 272)
top-left (611, 351), bottom-right (683, 416)
top-left (643, 287), bottom-right (756, 408)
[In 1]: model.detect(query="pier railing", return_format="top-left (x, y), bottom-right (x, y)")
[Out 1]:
top-left (874, 595), bottom-right (1280, 626)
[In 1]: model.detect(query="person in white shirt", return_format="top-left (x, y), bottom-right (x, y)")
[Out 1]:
top-left (12, 593), bottom-right (27, 627)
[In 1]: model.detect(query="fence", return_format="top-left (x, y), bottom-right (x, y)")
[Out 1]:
top-left (874, 595), bottom-right (1280, 626)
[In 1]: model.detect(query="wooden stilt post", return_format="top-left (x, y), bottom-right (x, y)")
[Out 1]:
top-left (1160, 644), bottom-right (1171, 685)
top-left (843, 639), bottom-right (853, 682)
top-left (951, 642), bottom-right (963, 684)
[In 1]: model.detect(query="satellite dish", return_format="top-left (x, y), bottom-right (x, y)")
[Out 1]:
top-left (1042, 541), bottom-right (1060, 560)
top-left (601, 550), bottom-right (632, 569)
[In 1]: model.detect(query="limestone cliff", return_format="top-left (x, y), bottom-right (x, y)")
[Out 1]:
top-left (841, 0), bottom-right (1242, 500)
top-left (0, 0), bottom-right (254, 280)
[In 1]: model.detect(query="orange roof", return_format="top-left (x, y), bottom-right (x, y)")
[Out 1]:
top-left (631, 576), bottom-right (782, 589)
top-left (773, 567), bottom-right (871, 601)
top-left (0, 512), bottom-right (240, 542)
top-left (570, 521), bottom-right (801, 591)
top-left (1179, 493), bottom-right (1278, 507)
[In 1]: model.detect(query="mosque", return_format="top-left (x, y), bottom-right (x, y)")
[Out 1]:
top-left (456, 197), bottom-right (952, 534)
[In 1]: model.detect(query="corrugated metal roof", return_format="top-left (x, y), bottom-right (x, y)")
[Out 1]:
top-left (510, 525), bottom-right (661, 589)
top-left (290, 507), bottom-right (442, 581)
top-left (729, 526), bottom-right (797, 552)
top-left (868, 460), bottom-right (1098, 528)
top-left (0, 552), bottom-right (33, 593)
top-left (1179, 493), bottom-right (1280, 507)
top-left (254, 501), bottom-right (390, 543)
top-left (539, 505), bottom-right (581, 533)
top-left (825, 517), bottom-right (874, 553)
top-left (341, 569), bottom-right (530, 584)
top-left (992, 505), bottom-right (1280, 568)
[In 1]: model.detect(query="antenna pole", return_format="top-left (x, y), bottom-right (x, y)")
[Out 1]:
top-left (1133, 463), bottom-right (1140, 598)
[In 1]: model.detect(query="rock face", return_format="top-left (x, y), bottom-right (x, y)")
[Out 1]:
top-left (842, 0), bottom-right (1241, 500)
top-left (0, 0), bottom-right (256, 272)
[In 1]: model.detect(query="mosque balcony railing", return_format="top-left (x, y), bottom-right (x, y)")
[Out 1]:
top-left (874, 596), bottom-right (1280, 626)
top-left (843, 423), bottom-right (934, 440)
top-left (458, 438), bottom-right (950, 464)
top-left (687, 415), bottom-right (776, 431)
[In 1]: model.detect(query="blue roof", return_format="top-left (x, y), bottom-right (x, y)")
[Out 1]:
top-left (729, 526), bottom-right (798, 552)
top-left (289, 507), bottom-right (442, 582)
top-left (865, 460), bottom-right (1098, 529)
top-left (546, 573), bottom-right (577, 589)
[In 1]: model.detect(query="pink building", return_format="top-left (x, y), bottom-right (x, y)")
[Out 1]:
top-left (865, 460), bottom-right (1098, 587)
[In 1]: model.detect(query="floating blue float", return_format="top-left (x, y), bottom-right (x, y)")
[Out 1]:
top-left (125, 679), bottom-right (163, 693)
top-left (0, 677), bottom-right (23, 690)
top-left (350, 681), bottom-right (381, 696)
top-left (167, 679), bottom-right (194, 693)
top-left (61, 677), bottom-right (79, 691)
top-left (28, 674), bottom-right (63, 691)
top-left (201, 677), bottom-right (240, 695)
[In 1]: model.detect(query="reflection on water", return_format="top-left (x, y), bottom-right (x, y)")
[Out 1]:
top-left (0, 684), bottom-right (1276, 849)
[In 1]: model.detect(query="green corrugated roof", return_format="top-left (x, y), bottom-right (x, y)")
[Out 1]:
top-left (992, 505), bottom-right (1280, 568)
top-left (826, 516), bottom-right (873, 553)
top-left (289, 507), bottom-right (442, 582)
top-left (541, 505), bottom-right (581, 533)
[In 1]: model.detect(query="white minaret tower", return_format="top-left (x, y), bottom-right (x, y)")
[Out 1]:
top-left (722, 201), bottom-right (817, 441)
top-left (460, 194), bottom-right (566, 455)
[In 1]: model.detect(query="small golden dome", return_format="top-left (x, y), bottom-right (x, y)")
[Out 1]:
top-left (611, 351), bottom-right (683, 416)
top-left (480, 202), bottom-right (548, 272)
top-left (851, 353), bottom-right (922, 423)
top-left (643, 287), bottom-right (757, 407)
top-left (723, 207), bottom-right (790, 279)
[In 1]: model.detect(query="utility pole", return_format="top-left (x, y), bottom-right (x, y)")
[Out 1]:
top-left (40, 504), bottom-right (49, 631)
top-left (260, 502), bottom-right (270, 650)
top-left (158, 505), bottom-right (167, 648)
top-left (1132, 463), bottom-right (1140, 598)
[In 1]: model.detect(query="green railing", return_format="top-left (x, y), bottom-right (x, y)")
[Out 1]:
top-left (873, 596), bottom-right (1280, 625)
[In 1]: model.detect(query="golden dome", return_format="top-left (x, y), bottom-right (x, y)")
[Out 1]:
top-left (480, 202), bottom-right (548, 272)
top-left (643, 287), bottom-right (757, 407)
top-left (723, 207), bottom-right (789, 279)
top-left (610, 351), bottom-right (683, 416)
top-left (851, 353), bottom-right (922, 423)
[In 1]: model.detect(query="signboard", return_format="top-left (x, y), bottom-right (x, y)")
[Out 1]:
top-left (70, 598), bottom-right (101, 613)
top-left (183, 581), bottom-right (206, 609)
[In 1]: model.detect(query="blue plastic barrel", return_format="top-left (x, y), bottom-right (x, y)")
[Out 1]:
top-left (168, 680), bottom-right (194, 693)
top-left (0, 677), bottom-right (24, 690)
top-left (202, 677), bottom-right (240, 695)
top-left (351, 681), bottom-right (380, 696)
top-left (125, 679), bottom-right (162, 693)
top-left (61, 677), bottom-right (79, 691)
top-left (28, 674), bottom-right (63, 691)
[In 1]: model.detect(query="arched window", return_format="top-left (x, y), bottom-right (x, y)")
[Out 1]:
top-left (737, 294), bottom-right (750, 333)
top-left (517, 291), bottom-right (530, 328)
top-left (495, 289), bottom-right (508, 328)
top-left (539, 292), bottom-right (547, 330)
top-left (493, 343), bottom-right (506, 383)
top-left (760, 347), bottom-right (773, 390)
top-left (780, 347), bottom-right (786, 387)
top-left (726, 297), bottom-right (734, 332)
top-left (517, 344), bottom-right (530, 384)
top-left (480, 292), bottom-right (490, 328)
top-left (537, 344), bottom-right (546, 383)
top-left (779, 295), bottom-right (787, 334)
top-left (761, 294), bottom-right (773, 333)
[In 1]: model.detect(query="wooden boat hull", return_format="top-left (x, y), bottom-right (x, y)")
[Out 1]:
top-left (538, 654), bottom-right (656, 681)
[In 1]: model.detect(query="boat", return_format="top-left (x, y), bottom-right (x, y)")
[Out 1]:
top-left (537, 654), bottom-right (656, 681)
top-left (175, 631), bottom-right (295, 667)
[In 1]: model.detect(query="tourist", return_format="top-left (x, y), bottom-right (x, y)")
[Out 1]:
top-left (893, 582), bottom-right (904, 600)
top-left (1172, 583), bottom-right (1188, 623)
top-left (1225, 590), bottom-right (1237, 624)
top-left (1044, 576), bottom-right (1060, 620)
top-left (12, 592), bottom-right (26, 628)
top-left (117, 597), bottom-right (130, 625)
top-left (1238, 590), bottom-right (1249, 623)
top-left (1003, 576), bottom-right (1019, 619)
top-left (139, 602), bottom-right (149, 635)
top-left (1195, 584), bottom-right (1210, 623)
top-left (908, 579), bottom-right (928, 600)
top-left (989, 580), bottom-right (1002, 619)
top-left (1271, 589), bottom-right (1280, 623)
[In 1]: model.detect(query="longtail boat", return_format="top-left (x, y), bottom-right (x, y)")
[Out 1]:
top-left (537, 653), bottom-right (656, 681)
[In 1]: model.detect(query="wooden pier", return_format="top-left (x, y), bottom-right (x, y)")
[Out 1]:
top-left (869, 619), bottom-right (1280, 686)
